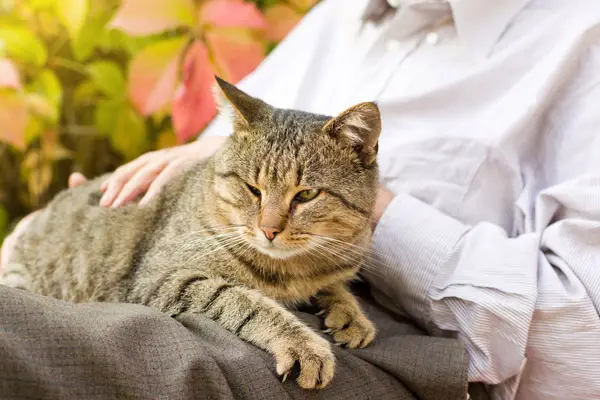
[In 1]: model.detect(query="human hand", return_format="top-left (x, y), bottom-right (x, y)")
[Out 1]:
top-left (372, 186), bottom-right (394, 230)
top-left (99, 136), bottom-right (228, 208)
top-left (0, 172), bottom-right (87, 273)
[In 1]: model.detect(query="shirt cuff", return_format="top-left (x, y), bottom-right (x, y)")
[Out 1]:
top-left (368, 192), bottom-right (469, 327)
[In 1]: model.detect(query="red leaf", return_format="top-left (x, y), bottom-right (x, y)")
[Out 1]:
top-left (205, 30), bottom-right (265, 83)
top-left (200, 0), bottom-right (266, 30)
top-left (172, 41), bottom-right (218, 143)
top-left (127, 37), bottom-right (188, 116)
top-left (264, 4), bottom-right (303, 42)
top-left (0, 91), bottom-right (29, 149)
top-left (110, 0), bottom-right (195, 36)
top-left (0, 58), bottom-right (22, 90)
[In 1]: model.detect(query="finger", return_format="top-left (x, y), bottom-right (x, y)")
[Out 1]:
top-left (68, 172), bottom-right (87, 188)
top-left (138, 161), bottom-right (184, 206)
top-left (1, 211), bottom-right (40, 271)
top-left (99, 162), bottom-right (150, 207)
top-left (0, 232), bottom-right (16, 271)
top-left (111, 162), bottom-right (168, 208)
top-left (13, 211), bottom-right (41, 236)
top-left (100, 154), bottom-right (152, 192)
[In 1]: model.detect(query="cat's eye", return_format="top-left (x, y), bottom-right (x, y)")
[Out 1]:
top-left (294, 189), bottom-right (320, 203)
top-left (246, 183), bottom-right (261, 197)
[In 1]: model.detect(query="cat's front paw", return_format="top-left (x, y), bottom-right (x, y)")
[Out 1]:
top-left (319, 304), bottom-right (376, 349)
top-left (272, 332), bottom-right (335, 389)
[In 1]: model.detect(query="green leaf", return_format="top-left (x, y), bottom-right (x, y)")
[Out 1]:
top-left (156, 129), bottom-right (177, 149)
top-left (55, 0), bottom-right (89, 41)
top-left (25, 93), bottom-right (58, 123)
top-left (0, 26), bottom-right (47, 66)
top-left (29, 69), bottom-right (63, 108)
top-left (28, 0), bottom-right (56, 9)
top-left (86, 61), bottom-right (125, 97)
top-left (110, 105), bottom-right (148, 161)
top-left (72, 12), bottom-right (108, 61)
top-left (0, 205), bottom-right (8, 243)
top-left (94, 98), bottom-right (122, 135)
top-left (24, 117), bottom-right (44, 146)
top-left (72, 80), bottom-right (97, 106)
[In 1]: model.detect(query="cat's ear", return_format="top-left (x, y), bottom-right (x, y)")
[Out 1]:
top-left (213, 76), bottom-right (270, 131)
top-left (322, 102), bottom-right (381, 166)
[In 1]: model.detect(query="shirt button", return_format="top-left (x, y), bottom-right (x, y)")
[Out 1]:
top-left (387, 0), bottom-right (402, 7)
top-left (425, 32), bottom-right (440, 45)
top-left (386, 39), bottom-right (402, 52)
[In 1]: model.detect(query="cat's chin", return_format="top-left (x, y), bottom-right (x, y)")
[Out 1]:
top-left (252, 244), bottom-right (306, 260)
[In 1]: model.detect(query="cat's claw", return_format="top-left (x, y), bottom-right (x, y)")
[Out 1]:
top-left (316, 309), bottom-right (327, 316)
top-left (281, 372), bottom-right (289, 383)
top-left (323, 304), bottom-right (376, 349)
top-left (273, 333), bottom-right (335, 389)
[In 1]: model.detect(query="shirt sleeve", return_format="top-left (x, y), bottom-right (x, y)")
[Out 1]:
top-left (368, 192), bottom-right (538, 384)
top-left (366, 82), bottom-right (600, 386)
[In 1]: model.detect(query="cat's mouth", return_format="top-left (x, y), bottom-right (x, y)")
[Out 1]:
top-left (254, 245), bottom-right (306, 260)
top-left (249, 235), bottom-right (307, 260)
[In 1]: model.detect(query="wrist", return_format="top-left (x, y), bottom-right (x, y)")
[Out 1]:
top-left (372, 186), bottom-right (394, 229)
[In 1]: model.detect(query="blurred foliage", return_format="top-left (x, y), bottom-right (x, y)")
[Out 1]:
top-left (0, 0), bottom-right (317, 244)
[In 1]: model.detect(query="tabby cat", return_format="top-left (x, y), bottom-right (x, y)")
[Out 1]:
top-left (2, 77), bottom-right (382, 389)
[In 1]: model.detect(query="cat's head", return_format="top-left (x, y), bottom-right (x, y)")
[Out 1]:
top-left (209, 77), bottom-right (381, 261)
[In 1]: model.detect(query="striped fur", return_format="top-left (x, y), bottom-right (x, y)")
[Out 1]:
top-left (2, 79), bottom-right (381, 390)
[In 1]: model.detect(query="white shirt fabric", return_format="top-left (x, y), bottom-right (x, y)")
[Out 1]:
top-left (201, 0), bottom-right (600, 399)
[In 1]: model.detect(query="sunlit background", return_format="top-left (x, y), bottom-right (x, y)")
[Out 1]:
top-left (0, 0), bottom-right (317, 244)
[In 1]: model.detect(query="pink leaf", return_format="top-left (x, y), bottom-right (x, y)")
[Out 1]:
top-left (0, 91), bottom-right (29, 149)
top-left (127, 37), bottom-right (188, 116)
top-left (0, 58), bottom-right (22, 89)
top-left (264, 4), bottom-right (303, 42)
top-left (172, 40), bottom-right (218, 143)
top-left (205, 30), bottom-right (265, 83)
top-left (110, 0), bottom-right (195, 36)
top-left (200, 0), bottom-right (266, 30)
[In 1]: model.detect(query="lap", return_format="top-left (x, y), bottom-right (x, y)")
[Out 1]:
top-left (0, 284), bottom-right (470, 400)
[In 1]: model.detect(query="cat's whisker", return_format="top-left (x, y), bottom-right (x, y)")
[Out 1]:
top-left (178, 232), bottom-right (241, 251)
top-left (319, 239), bottom-right (387, 267)
top-left (316, 241), bottom-right (388, 277)
top-left (309, 234), bottom-right (394, 264)
top-left (176, 225), bottom-right (244, 239)
top-left (186, 236), bottom-right (248, 261)
top-left (310, 239), bottom-right (386, 279)
top-left (310, 242), bottom-right (362, 275)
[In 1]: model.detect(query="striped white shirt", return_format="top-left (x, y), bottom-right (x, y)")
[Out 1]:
top-left (202, 0), bottom-right (600, 398)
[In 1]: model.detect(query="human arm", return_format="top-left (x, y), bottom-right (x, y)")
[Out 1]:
top-left (368, 161), bottom-right (600, 387)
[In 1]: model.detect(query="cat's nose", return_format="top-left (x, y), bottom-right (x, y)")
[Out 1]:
top-left (260, 227), bottom-right (280, 241)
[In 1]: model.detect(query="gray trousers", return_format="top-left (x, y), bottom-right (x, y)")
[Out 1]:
top-left (0, 283), bottom-right (480, 400)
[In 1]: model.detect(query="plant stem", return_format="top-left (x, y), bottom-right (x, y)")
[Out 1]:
top-left (50, 57), bottom-right (89, 76)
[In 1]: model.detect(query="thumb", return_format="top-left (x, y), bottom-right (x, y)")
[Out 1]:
top-left (68, 172), bottom-right (88, 188)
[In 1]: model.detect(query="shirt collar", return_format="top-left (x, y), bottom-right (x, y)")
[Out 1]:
top-left (363, 0), bottom-right (531, 58)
